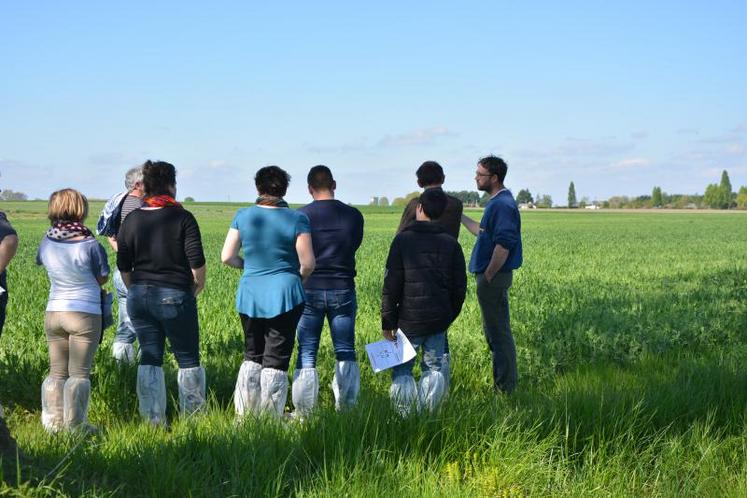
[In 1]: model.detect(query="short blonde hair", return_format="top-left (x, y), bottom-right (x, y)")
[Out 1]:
top-left (48, 188), bottom-right (89, 223)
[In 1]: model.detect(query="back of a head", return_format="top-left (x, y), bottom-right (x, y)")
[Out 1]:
top-left (307, 165), bottom-right (334, 191)
top-left (142, 160), bottom-right (177, 197)
top-left (48, 188), bottom-right (89, 223)
top-left (255, 165), bottom-right (291, 198)
top-left (416, 161), bottom-right (445, 187)
top-left (478, 155), bottom-right (508, 183)
top-left (419, 188), bottom-right (448, 220)
top-left (124, 166), bottom-right (144, 191)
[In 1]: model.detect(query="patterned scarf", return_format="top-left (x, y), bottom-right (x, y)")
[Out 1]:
top-left (256, 196), bottom-right (289, 208)
top-left (47, 220), bottom-right (94, 240)
top-left (145, 195), bottom-right (182, 208)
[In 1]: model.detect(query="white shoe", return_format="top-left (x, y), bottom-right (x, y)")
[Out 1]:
top-left (234, 361), bottom-right (262, 418)
top-left (390, 375), bottom-right (418, 417)
top-left (291, 368), bottom-right (319, 417)
top-left (41, 377), bottom-right (66, 433)
top-left (63, 377), bottom-right (94, 430)
top-left (137, 365), bottom-right (167, 425)
top-left (178, 366), bottom-right (206, 416)
top-left (418, 370), bottom-right (446, 413)
top-left (332, 361), bottom-right (360, 411)
top-left (260, 368), bottom-right (288, 417)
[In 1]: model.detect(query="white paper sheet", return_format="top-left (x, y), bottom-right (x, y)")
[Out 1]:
top-left (365, 330), bottom-right (417, 373)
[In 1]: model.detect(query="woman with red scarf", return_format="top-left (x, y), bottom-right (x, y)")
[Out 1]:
top-left (116, 161), bottom-right (207, 425)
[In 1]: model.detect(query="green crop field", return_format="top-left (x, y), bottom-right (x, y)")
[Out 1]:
top-left (1, 201), bottom-right (746, 496)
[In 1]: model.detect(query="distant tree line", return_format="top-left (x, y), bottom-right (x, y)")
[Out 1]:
top-left (371, 169), bottom-right (746, 210)
top-left (0, 190), bottom-right (28, 201)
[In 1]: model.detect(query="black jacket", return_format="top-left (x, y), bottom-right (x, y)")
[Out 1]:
top-left (381, 221), bottom-right (467, 337)
top-left (396, 188), bottom-right (464, 239)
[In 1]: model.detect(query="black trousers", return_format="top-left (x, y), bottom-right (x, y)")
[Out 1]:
top-left (240, 304), bottom-right (304, 371)
top-left (476, 271), bottom-right (517, 393)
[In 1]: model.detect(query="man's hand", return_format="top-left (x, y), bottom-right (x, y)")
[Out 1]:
top-left (461, 214), bottom-right (480, 236)
top-left (382, 329), bottom-right (396, 341)
top-left (483, 270), bottom-right (495, 284)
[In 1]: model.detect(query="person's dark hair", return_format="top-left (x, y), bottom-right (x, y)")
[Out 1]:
top-left (416, 161), bottom-right (445, 187)
top-left (418, 188), bottom-right (448, 220)
top-left (307, 165), bottom-right (335, 191)
top-left (478, 155), bottom-right (508, 183)
top-left (142, 160), bottom-right (177, 197)
top-left (255, 165), bottom-right (291, 197)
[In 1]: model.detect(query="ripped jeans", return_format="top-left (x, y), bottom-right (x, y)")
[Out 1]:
top-left (391, 332), bottom-right (445, 380)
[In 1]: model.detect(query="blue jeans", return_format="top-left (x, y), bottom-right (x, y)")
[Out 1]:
top-left (113, 269), bottom-right (137, 344)
top-left (296, 288), bottom-right (357, 368)
top-left (391, 332), bottom-right (445, 379)
top-left (127, 284), bottom-right (200, 368)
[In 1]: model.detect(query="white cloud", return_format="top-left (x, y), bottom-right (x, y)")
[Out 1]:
top-left (377, 127), bottom-right (456, 148)
top-left (89, 152), bottom-right (140, 166)
top-left (726, 143), bottom-right (746, 156)
top-left (611, 158), bottom-right (650, 169)
top-left (556, 137), bottom-right (635, 157)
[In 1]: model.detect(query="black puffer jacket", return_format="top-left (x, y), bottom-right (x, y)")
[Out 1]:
top-left (381, 221), bottom-right (467, 337)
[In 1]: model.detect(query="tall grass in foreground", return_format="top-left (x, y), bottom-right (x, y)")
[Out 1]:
top-left (1, 203), bottom-right (746, 495)
top-left (4, 353), bottom-right (747, 496)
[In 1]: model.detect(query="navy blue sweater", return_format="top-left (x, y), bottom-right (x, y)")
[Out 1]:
top-left (298, 200), bottom-right (364, 289)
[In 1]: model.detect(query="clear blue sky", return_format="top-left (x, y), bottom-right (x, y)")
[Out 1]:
top-left (1, 1), bottom-right (745, 205)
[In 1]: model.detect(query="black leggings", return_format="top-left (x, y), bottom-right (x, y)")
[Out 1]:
top-left (240, 304), bottom-right (304, 371)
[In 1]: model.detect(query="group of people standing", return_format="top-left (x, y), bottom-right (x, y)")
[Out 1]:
top-left (0, 154), bottom-right (522, 432)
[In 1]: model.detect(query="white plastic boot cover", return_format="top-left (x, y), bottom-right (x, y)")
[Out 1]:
top-left (41, 377), bottom-right (66, 432)
top-left (390, 375), bottom-right (418, 417)
top-left (331, 361), bottom-right (360, 411)
top-left (63, 377), bottom-right (92, 430)
top-left (137, 365), bottom-right (167, 425)
top-left (441, 353), bottom-right (451, 394)
top-left (234, 360), bottom-right (262, 417)
top-left (112, 342), bottom-right (137, 364)
top-left (260, 368), bottom-right (288, 417)
top-left (291, 368), bottom-right (319, 417)
top-left (418, 370), bottom-right (446, 413)
top-left (178, 366), bottom-right (206, 415)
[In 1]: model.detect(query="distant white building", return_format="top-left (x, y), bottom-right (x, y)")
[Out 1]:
top-left (518, 202), bottom-right (536, 210)
top-left (585, 204), bottom-right (600, 210)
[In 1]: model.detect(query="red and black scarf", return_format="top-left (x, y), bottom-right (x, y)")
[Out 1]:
top-left (47, 220), bottom-right (94, 240)
top-left (144, 195), bottom-right (182, 208)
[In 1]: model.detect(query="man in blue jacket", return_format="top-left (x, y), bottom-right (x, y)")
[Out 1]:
top-left (461, 156), bottom-right (522, 393)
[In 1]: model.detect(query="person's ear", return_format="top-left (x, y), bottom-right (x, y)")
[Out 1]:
top-left (308, 185), bottom-right (314, 196)
top-left (331, 180), bottom-right (337, 191)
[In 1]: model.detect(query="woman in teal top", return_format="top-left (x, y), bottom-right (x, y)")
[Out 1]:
top-left (221, 166), bottom-right (315, 417)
